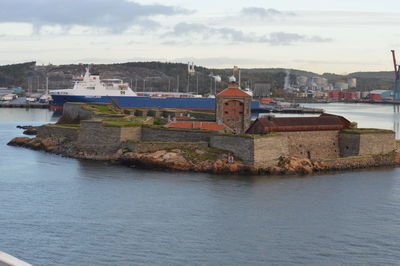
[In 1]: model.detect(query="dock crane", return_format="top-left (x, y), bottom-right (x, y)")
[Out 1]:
top-left (391, 50), bottom-right (400, 101)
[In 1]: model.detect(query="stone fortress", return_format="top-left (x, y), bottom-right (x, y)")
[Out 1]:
top-left (25, 76), bottom-right (398, 174)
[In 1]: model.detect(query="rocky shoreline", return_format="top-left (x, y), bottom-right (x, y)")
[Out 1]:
top-left (8, 135), bottom-right (400, 176)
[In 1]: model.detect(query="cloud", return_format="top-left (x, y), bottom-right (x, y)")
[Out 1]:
top-left (166, 23), bottom-right (331, 45)
top-left (240, 7), bottom-right (295, 17)
top-left (0, 0), bottom-right (189, 33)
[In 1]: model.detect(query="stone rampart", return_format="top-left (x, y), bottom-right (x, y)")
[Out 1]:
top-left (320, 152), bottom-right (396, 171)
top-left (78, 120), bottom-right (122, 153)
top-left (37, 125), bottom-right (79, 141)
top-left (77, 120), bottom-right (143, 154)
top-left (210, 135), bottom-right (254, 164)
top-left (62, 103), bottom-right (94, 122)
top-left (254, 136), bottom-right (289, 166)
top-left (123, 142), bottom-right (208, 153)
top-left (282, 131), bottom-right (339, 160)
top-left (339, 132), bottom-right (396, 157)
top-left (141, 127), bottom-right (213, 143)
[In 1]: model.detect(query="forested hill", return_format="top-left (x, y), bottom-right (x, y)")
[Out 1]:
top-left (0, 61), bottom-right (395, 93)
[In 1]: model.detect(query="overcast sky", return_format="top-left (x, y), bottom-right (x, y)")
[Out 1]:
top-left (0, 0), bottom-right (399, 73)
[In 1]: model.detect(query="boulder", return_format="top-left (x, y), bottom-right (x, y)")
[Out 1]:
top-left (7, 137), bottom-right (31, 146)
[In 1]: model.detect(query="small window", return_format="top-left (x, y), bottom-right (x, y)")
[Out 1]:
top-left (224, 111), bottom-right (228, 114)
top-left (239, 102), bottom-right (243, 106)
top-left (239, 112), bottom-right (243, 114)
top-left (225, 102), bottom-right (228, 105)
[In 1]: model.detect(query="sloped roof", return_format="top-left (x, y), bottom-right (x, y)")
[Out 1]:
top-left (166, 121), bottom-right (227, 131)
top-left (217, 88), bottom-right (251, 98)
top-left (246, 113), bottom-right (351, 133)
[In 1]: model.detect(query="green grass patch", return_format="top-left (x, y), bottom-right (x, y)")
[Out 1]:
top-left (103, 117), bottom-right (152, 127)
top-left (83, 103), bottom-right (119, 115)
top-left (341, 128), bottom-right (394, 134)
top-left (44, 124), bottom-right (80, 129)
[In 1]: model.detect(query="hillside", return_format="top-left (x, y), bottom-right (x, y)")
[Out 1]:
top-left (0, 62), bottom-right (395, 93)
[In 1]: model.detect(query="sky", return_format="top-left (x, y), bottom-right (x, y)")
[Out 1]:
top-left (0, 0), bottom-right (400, 74)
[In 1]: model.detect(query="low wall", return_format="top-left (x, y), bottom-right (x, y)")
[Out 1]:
top-left (141, 127), bottom-right (213, 143)
top-left (282, 130), bottom-right (339, 160)
top-left (339, 132), bottom-right (396, 157)
top-left (320, 152), bottom-right (396, 171)
top-left (210, 135), bottom-right (254, 164)
top-left (37, 125), bottom-right (79, 141)
top-left (123, 142), bottom-right (208, 153)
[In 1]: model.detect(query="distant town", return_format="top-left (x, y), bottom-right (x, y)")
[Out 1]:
top-left (0, 61), bottom-right (397, 106)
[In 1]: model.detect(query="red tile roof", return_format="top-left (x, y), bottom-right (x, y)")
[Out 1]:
top-left (166, 121), bottom-right (228, 131)
top-left (246, 114), bottom-right (351, 133)
top-left (217, 88), bottom-right (251, 98)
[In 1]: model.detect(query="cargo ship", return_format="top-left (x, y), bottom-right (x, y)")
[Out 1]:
top-left (50, 68), bottom-right (267, 112)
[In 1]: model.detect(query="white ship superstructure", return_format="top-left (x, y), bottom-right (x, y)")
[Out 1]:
top-left (51, 68), bottom-right (137, 97)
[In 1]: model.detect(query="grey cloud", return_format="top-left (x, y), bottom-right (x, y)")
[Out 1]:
top-left (240, 7), bottom-right (295, 17)
top-left (166, 23), bottom-right (331, 45)
top-left (0, 0), bottom-right (190, 33)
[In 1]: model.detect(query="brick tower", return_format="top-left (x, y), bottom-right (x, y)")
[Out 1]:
top-left (216, 76), bottom-right (252, 134)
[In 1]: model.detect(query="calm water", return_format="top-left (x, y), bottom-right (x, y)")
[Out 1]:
top-left (1, 105), bottom-right (400, 265)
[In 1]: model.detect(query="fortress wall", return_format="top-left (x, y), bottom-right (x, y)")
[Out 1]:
top-left (141, 127), bottom-right (213, 143)
top-left (37, 125), bottom-right (79, 141)
top-left (210, 135), bottom-right (254, 164)
top-left (120, 127), bottom-right (142, 142)
top-left (62, 103), bottom-right (94, 122)
top-left (78, 120), bottom-right (122, 153)
top-left (282, 131), bottom-right (340, 160)
top-left (359, 133), bottom-right (396, 155)
top-left (253, 136), bottom-right (289, 166)
top-left (124, 142), bottom-right (208, 153)
top-left (339, 132), bottom-right (395, 157)
top-left (339, 133), bottom-right (360, 157)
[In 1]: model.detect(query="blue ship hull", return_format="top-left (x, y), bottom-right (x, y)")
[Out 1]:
top-left (51, 95), bottom-right (267, 111)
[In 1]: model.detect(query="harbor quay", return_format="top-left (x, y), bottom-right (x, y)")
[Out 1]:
top-left (8, 80), bottom-right (400, 175)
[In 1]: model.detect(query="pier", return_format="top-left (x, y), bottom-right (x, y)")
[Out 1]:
top-left (0, 97), bottom-right (49, 109)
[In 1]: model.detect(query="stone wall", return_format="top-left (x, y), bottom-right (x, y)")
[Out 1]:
top-left (320, 153), bottom-right (396, 170)
top-left (123, 142), bottom-right (208, 153)
top-left (78, 120), bottom-right (123, 153)
top-left (62, 103), bottom-right (94, 122)
top-left (282, 131), bottom-right (339, 160)
top-left (210, 135), bottom-right (254, 164)
top-left (254, 136), bottom-right (289, 166)
top-left (340, 132), bottom-right (396, 157)
top-left (120, 126), bottom-right (142, 142)
top-left (141, 127), bottom-right (213, 143)
top-left (77, 120), bottom-right (144, 154)
top-left (338, 133), bottom-right (360, 157)
top-left (37, 125), bottom-right (79, 141)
